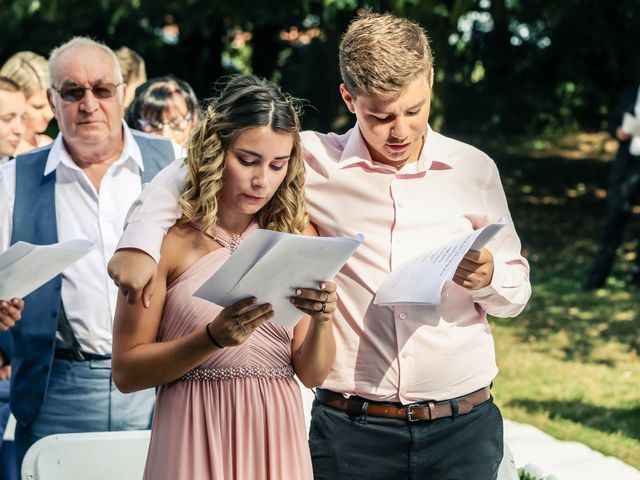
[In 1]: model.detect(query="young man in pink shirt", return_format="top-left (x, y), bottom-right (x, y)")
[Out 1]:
top-left (108, 13), bottom-right (530, 480)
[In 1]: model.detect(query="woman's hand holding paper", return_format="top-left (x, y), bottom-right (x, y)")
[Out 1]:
top-left (290, 281), bottom-right (338, 323)
top-left (207, 297), bottom-right (275, 348)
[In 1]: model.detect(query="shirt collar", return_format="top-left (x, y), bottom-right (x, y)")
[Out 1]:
top-left (420, 125), bottom-right (454, 172)
top-left (44, 120), bottom-right (144, 176)
top-left (338, 123), bottom-right (452, 174)
top-left (338, 124), bottom-right (374, 169)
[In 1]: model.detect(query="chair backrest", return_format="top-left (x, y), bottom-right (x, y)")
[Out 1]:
top-left (21, 430), bottom-right (151, 480)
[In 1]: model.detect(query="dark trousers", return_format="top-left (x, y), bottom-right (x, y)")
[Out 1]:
top-left (587, 165), bottom-right (640, 287)
top-left (309, 396), bottom-right (503, 480)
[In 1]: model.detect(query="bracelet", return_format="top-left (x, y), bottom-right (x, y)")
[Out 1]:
top-left (205, 322), bottom-right (224, 349)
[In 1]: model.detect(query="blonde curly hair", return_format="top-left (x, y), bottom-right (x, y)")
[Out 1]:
top-left (179, 75), bottom-right (308, 235)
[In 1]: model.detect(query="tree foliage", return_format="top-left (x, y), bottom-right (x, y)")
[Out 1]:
top-left (1, 0), bottom-right (638, 134)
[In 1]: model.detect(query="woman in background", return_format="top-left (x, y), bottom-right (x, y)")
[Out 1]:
top-left (115, 46), bottom-right (147, 109)
top-left (126, 75), bottom-right (198, 147)
top-left (0, 52), bottom-right (53, 154)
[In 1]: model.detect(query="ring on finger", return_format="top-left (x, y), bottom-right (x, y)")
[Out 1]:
top-left (319, 301), bottom-right (327, 314)
top-left (235, 316), bottom-right (247, 333)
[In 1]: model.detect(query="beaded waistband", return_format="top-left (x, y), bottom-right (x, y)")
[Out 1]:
top-left (179, 365), bottom-right (295, 382)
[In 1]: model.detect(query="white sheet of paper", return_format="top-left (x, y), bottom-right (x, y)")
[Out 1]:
top-left (374, 216), bottom-right (508, 306)
top-left (621, 113), bottom-right (640, 136)
top-left (194, 230), bottom-right (363, 328)
top-left (0, 240), bottom-right (94, 299)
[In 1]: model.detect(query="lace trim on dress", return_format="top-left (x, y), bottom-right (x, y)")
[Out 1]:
top-left (179, 365), bottom-right (294, 381)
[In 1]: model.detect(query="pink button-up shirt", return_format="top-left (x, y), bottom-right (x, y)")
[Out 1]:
top-left (118, 124), bottom-right (530, 404)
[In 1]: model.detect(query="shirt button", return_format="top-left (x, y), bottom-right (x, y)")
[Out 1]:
top-left (399, 312), bottom-right (407, 320)
top-left (401, 352), bottom-right (409, 359)
top-left (397, 202), bottom-right (404, 208)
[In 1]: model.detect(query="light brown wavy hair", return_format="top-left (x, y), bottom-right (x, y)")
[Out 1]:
top-left (179, 74), bottom-right (308, 235)
top-left (339, 12), bottom-right (433, 97)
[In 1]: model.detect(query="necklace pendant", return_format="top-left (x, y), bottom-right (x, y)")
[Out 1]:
top-left (229, 234), bottom-right (241, 253)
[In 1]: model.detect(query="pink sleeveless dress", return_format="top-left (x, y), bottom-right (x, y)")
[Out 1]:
top-left (143, 222), bottom-right (313, 479)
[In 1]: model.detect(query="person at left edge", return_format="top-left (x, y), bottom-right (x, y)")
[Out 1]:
top-left (0, 36), bottom-right (180, 475)
top-left (0, 77), bottom-right (26, 164)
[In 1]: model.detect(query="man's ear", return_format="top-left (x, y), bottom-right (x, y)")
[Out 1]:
top-left (429, 68), bottom-right (434, 89)
top-left (339, 84), bottom-right (356, 114)
top-left (120, 83), bottom-right (127, 105)
top-left (46, 88), bottom-right (57, 115)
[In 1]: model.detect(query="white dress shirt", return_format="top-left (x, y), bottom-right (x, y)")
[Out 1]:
top-left (0, 122), bottom-right (181, 355)
top-left (630, 85), bottom-right (640, 156)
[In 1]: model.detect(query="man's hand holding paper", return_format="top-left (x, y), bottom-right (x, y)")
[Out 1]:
top-left (374, 216), bottom-right (507, 306)
top-left (290, 281), bottom-right (338, 323)
top-left (453, 247), bottom-right (494, 290)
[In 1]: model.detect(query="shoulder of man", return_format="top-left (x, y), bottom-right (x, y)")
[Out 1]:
top-left (9, 145), bottom-right (53, 185)
top-left (429, 130), bottom-right (495, 171)
top-left (301, 128), bottom-right (354, 168)
top-left (129, 129), bottom-right (177, 180)
top-left (301, 129), bottom-right (352, 151)
top-left (0, 146), bottom-right (53, 215)
top-left (130, 129), bottom-right (174, 150)
top-left (130, 128), bottom-right (169, 142)
top-left (14, 144), bottom-right (53, 162)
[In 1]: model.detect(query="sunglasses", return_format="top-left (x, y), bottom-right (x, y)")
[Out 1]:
top-left (52, 82), bottom-right (121, 102)
top-left (137, 113), bottom-right (194, 133)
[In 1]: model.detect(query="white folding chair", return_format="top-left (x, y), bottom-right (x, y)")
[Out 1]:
top-left (21, 430), bottom-right (151, 480)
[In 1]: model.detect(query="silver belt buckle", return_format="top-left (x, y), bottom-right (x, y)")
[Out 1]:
top-left (406, 404), bottom-right (419, 422)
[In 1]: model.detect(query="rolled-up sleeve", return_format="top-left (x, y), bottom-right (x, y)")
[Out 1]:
top-left (117, 158), bottom-right (187, 263)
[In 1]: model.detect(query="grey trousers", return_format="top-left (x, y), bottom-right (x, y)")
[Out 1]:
top-left (14, 358), bottom-right (155, 475)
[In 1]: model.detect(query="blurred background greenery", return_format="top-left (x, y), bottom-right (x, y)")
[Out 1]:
top-left (2, 0), bottom-right (639, 135)
top-left (2, 0), bottom-right (639, 468)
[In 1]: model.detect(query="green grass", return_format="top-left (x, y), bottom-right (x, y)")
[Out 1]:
top-left (470, 135), bottom-right (640, 469)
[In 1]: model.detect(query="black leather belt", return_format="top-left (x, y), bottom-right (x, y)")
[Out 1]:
top-left (54, 348), bottom-right (111, 362)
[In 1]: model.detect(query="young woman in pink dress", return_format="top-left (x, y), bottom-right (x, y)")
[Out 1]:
top-left (112, 75), bottom-right (337, 480)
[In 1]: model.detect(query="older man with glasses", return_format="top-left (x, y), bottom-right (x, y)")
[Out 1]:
top-left (0, 37), bottom-right (181, 475)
